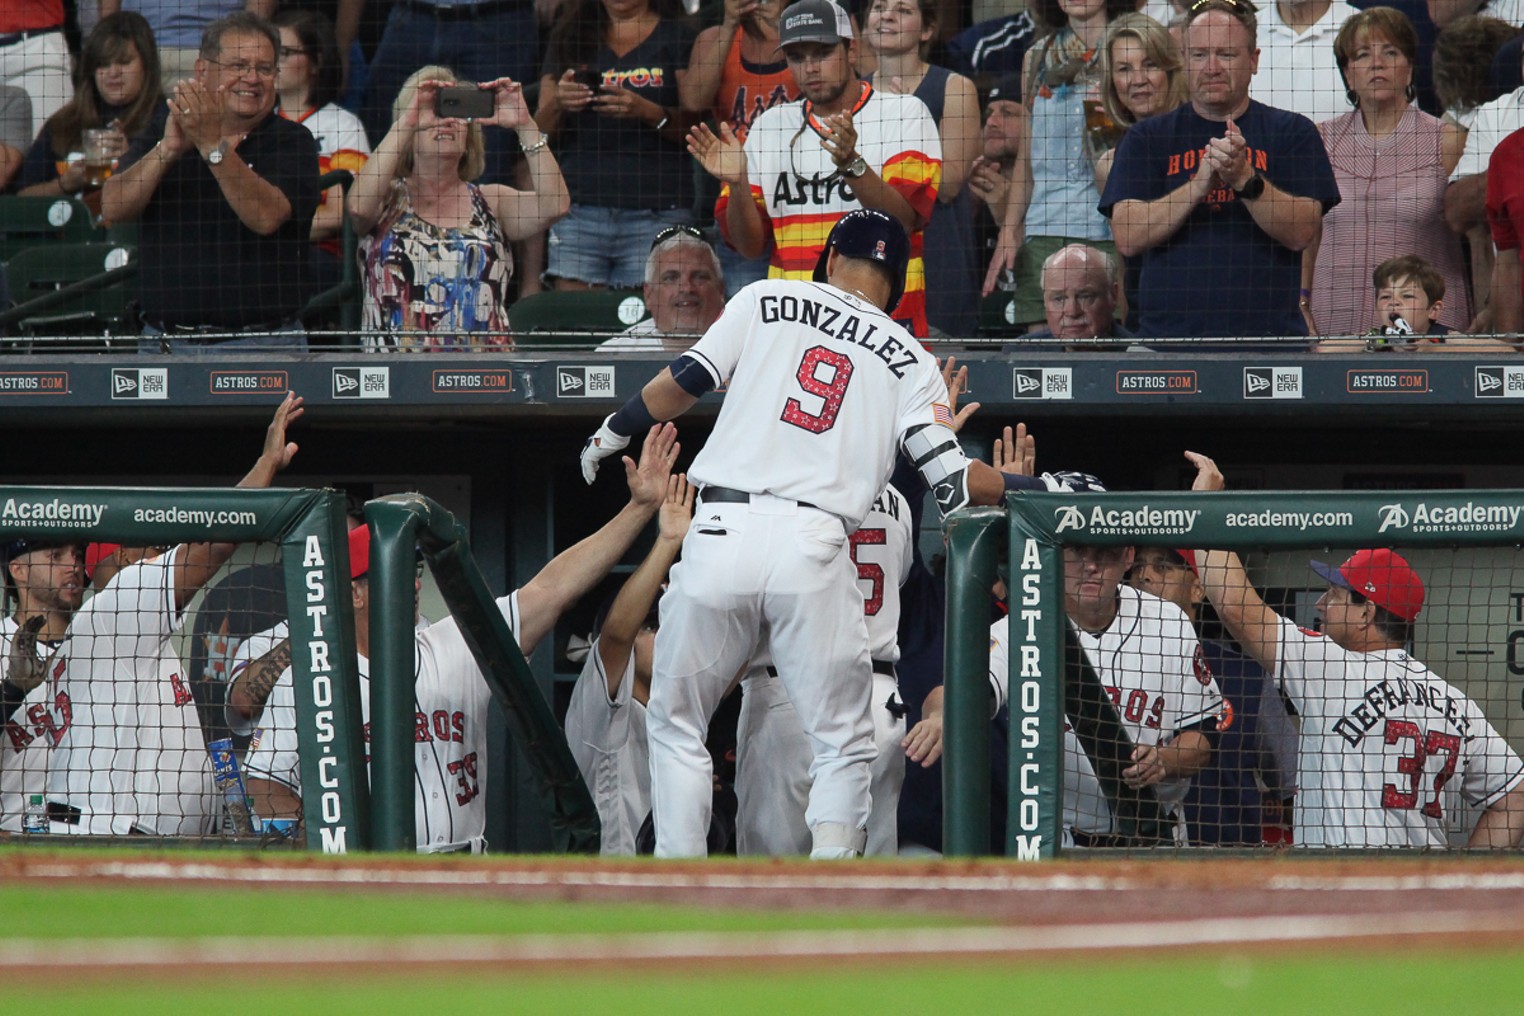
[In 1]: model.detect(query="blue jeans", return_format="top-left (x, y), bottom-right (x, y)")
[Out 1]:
top-left (547, 205), bottom-right (694, 289)
top-left (361, 4), bottom-right (540, 185)
top-left (139, 322), bottom-right (305, 355)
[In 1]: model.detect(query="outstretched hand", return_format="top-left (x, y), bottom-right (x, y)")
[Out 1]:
top-left (687, 121), bottom-right (748, 186)
top-left (657, 472), bottom-right (694, 542)
top-left (5, 615), bottom-right (48, 694)
top-left (262, 392), bottom-right (304, 472)
top-left (624, 422), bottom-right (680, 508)
top-left (1184, 450), bottom-right (1224, 491)
top-left (938, 357), bottom-right (980, 433)
top-left (993, 423), bottom-right (1035, 476)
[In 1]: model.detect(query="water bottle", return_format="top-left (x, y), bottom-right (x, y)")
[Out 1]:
top-left (22, 794), bottom-right (47, 834)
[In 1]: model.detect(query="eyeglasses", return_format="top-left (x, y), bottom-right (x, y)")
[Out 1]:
top-left (208, 58), bottom-right (277, 78)
top-left (789, 121), bottom-right (839, 187)
top-left (651, 224), bottom-right (708, 250)
top-left (279, 46), bottom-right (309, 59)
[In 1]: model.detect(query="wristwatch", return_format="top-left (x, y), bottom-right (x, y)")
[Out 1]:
top-left (1235, 172), bottom-right (1265, 201)
top-left (841, 155), bottom-right (869, 179)
top-left (204, 139), bottom-right (231, 166)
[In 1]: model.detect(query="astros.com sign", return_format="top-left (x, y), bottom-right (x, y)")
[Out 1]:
top-left (1054, 504), bottom-right (1201, 536)
top-left (1377, 501), bottom-right (1523, 535)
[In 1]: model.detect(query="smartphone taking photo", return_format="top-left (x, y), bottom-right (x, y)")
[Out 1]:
top-left (435, 85), bottom-right (495, 121)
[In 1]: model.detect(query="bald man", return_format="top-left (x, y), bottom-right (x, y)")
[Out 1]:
top-left (1020, 243), bottom-right (1132, 348)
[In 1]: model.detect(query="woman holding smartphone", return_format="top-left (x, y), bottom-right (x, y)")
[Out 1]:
top-left (348, 66), bottom-right (570, 351)
top-left (534, 0), bottom-right (697, 291)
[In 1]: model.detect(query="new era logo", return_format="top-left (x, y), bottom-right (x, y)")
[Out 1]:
top-left (1015, 372), bottom-right (1040, 394)
top-left (1010, 367), bottom-right (1073, 401)
top-left (1475, 366), bottom-right (1524, 398)
top-left (1243, 366), bottom-right (1302, 400)
top-left (332, 367), bottom-right (390, 399)
top-left (110, 367), bottom-right (167, 400)
top-left (557, 366), bottom-right (615, 398)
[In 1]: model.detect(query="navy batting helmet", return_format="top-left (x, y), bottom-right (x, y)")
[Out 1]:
top-left (812, 209), bottom-right (910, 314)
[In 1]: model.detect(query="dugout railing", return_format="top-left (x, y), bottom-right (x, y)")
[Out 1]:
top-left (943, 488), bottom-right (1524, 859)
top-left (0, 485), bottom-right (366, 852)
top-left (364, 493), bottom-right (600, 854)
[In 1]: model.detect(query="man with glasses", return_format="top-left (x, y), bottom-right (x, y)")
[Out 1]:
top-left (103, 12), bottom-right (320, 350)
top-left (1185, 451), bottom-right (1524, 848)
top-left (1099, 0), bottom-right (1339, 342)
top-left (689, 0), bottom-right (942, 338)
top-left (598, 227), bottom-right (727, 353)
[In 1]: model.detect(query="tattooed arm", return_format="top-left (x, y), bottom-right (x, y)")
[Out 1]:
top-left (228, 637), bottom-right (293, 724)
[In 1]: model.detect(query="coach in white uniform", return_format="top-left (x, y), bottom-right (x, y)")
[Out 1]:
top-left (989, 541), bottom-right (1225, 846)
top-left (580, 209), bottom-right (1026, 859)
top-left (43, 394), bottom-right (304, 836)
top-left (1186, 451), bottom-right (1524, 848)
top-left (246, 425), bottom-right (679, 852)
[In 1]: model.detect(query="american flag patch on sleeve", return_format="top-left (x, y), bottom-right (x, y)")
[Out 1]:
top-left (933, 403), bottom-right (954, 427)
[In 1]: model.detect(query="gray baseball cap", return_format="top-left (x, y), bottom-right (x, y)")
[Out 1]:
top-left (778, 0), bottom-right (853, 49)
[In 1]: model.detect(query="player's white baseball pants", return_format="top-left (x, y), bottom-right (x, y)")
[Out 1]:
top-left (648, 494), bottom-right (877, 858)
top-left (735, 668), bottom-right (906, 856)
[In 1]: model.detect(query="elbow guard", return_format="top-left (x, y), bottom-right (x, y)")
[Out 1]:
top-left (903, 423), bottom-right (972, 516)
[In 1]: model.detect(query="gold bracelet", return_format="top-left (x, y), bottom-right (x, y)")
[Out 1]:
top-left (520, 133), bottom-right (549, 154)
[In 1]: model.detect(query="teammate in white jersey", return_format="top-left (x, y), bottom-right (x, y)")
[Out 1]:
top-left (44, 393), bottom-right (305, 836)
top-left (989, 541), bottom-right (1225, 846)
top-left (0, 539), bottom-right (84, 830)
top-left (580, 209), bottom-right (1024, 858)
top-left (1186, 452), bottom-right (1524, 848)
top-left (246, 424), bottom-right (679, 852)
top-left (734, 483), bottom-right (914, 856)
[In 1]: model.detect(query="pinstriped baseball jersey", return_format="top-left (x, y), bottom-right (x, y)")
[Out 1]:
top-left (44, 548), bottom-right (216, 836)
top-left (245, 593), bottom-right (522, 853)
top-left (681, 280), bottom-right (956, 528)
top-left (1274, 616), bottom-right (1524, 848)
top-left (990, 586), bottom-right (1223, 837)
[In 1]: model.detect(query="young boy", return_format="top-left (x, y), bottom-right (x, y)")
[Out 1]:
top-left (1315, 254), bottom-right (1514, 352)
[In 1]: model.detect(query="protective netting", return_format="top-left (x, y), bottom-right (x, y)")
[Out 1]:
top-left (1006, 541), bottom-right (1524, 851)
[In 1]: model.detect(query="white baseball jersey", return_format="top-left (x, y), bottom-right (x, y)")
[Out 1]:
top-left (735, 485), bottom-right (915, 857)
top-left (564, 641), bottom-right (649, 857)
top-left (244, 593), bottom-right (521, 853)
top-left (223, 619), bottom-right (289, 738)
top-left (0, 617), bottom-right (66, 832)
top-left (990, 586), bottom-right (1223, 839)
top-left (1273, 616), bottom-right (1524, 848)
top-left (682, 279), bottom-right (957, 528)
top-left (44, 548), bottom-right (217, 836)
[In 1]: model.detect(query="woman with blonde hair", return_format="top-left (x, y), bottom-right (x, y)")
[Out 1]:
top-left (1093, 13), bottom-right (1186, 189)
top-left (349, 66), bottom-right (570, 351)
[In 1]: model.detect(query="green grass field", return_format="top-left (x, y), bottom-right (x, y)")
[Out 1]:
top-left (4, 880), bottom-right (1523, 1015)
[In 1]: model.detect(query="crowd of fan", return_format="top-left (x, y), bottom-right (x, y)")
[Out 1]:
top-left (7, 0), bottom-right (1524, 347)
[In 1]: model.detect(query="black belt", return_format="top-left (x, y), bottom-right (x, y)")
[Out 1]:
top-left (398, 0), bottom-right (521, 18)
top-left (0, 27), bottom-right (62, 47)
top-left (766, 660), bottom-right (896, 678)
top-left (701, 486), bottom-right (821, 513)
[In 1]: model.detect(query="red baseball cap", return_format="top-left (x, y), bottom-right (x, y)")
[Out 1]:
top-left (348, 525), bottom-right (370, 580)
top-left (1309, 548), bottom-right (1424, 622)
top-left (83, 542), bottom-right (121, 578)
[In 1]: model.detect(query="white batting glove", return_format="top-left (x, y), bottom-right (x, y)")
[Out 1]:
top-left (580, 414), bottom-right (631, 485)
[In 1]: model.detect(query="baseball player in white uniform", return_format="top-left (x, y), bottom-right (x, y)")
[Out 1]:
top-left (0, 539), bottom-right (84, 831)
top-left (1186, 452), bottom-right (1524, 849)
top-left (246, 424), bottom-right (679, 852)
top-left (580, 209), bottom-right (1026, 858)
top-left (734, 483), bottom-right (913, 856)
top-left (564, 474), bottom-right (692, 856)
top-left (43, 393), bottom-right (304, 835)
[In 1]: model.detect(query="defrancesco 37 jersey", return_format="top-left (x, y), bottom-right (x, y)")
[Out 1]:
top-left (683, 279), bottom-right (957, 529)
top-left (45, 547), bottom-right (216, 836)
top-left (1273, 616), bottom-right (1524, 848)
top-left (0, 618), bottom-right (65, 832)
top-left (990, 586), bottom-right (1223, 836)
top-left (564, 644), bottom-right (649, 857)
top-left (245, 593), bottom-right (521, 853)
